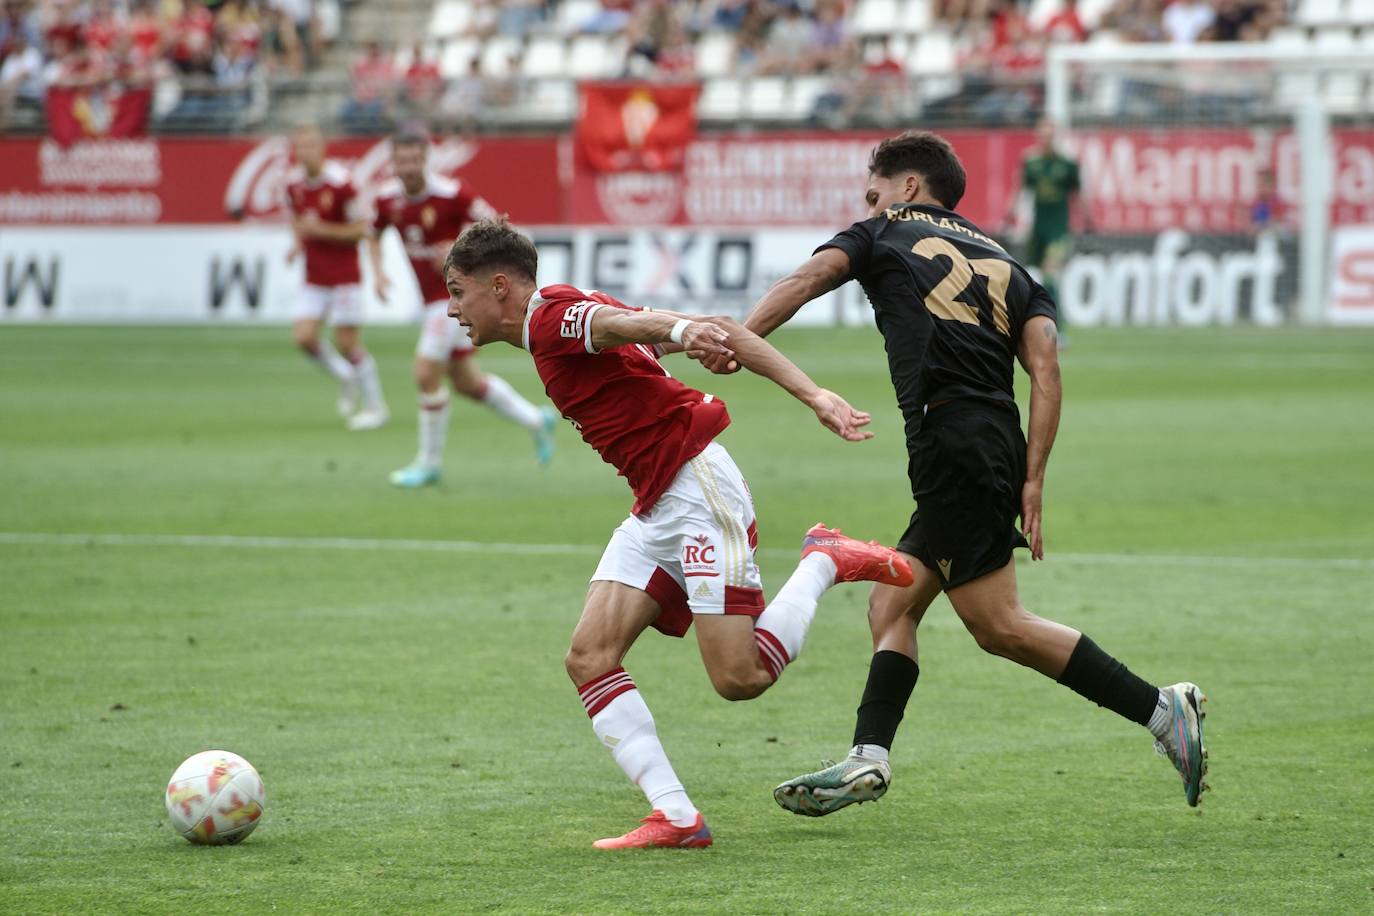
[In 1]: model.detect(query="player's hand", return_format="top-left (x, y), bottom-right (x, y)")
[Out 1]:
top-left (374, 273), bottom-right (391, 304)
top-left (1021, 479), bottom-right (1045, 560)
top-left (680, 320), bottom-right (733, 364)
top-left (696, 349), bottom-right (742, 374)
top-left (809, 389), bottom-right (872, 442)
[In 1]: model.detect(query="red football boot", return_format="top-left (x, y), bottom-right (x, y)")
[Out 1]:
top-left (802, 524), bottom-right (914, 587)
top-left (592, 811), bottom-right (713, 850)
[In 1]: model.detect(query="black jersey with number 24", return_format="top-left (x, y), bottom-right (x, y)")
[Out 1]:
top-left (818, 203), bottom-right (1057, 452)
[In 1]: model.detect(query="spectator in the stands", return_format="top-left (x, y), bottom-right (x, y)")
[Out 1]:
top-left (732, 0), bottom-right (773, 72)
top-left (212, 34), bottom-right (255, 108)
top-left (126, 0), bottom-right (164, 61)
top-left (759, 1), bottom-right (810, 74)
top-left (341, 38), bottom-right (394, 132)
top-left (401, 39), bottom-right (442, 112)
top-left (1043, 0), bottom-right (1088, 42)
top-left (803, 0), bottom-right (854, 72)
top-left (438, 54), bottom-right (483, 132)
top-left (1161, 0), bottom-right (1214, 43)
top-left (268, 0), bottom-right (316, 74)
top-left (498, 0), bottom-right (542, 38)
top-left (1103, 0), bottom-right (1166, 42)
top-left (626, 0), bottom-right (683, 76)
top-left (1, 0), bottom-right (43, 63)
top-left (82, 0), bottom-right (121, 53)
top-left (1204, 0), bottom-right (1267, 40)
top-left (581, 0), bottom-right (634, 34)
top-left (170, 0), bottom-right (216, 74)
top-left (0, 27), bottom-right (43, 127)
top-left (710, 0), bottom-right (751, 31)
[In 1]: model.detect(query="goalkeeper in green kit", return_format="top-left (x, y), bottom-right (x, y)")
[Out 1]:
top-left (1005, 119), bottom-right (1090, 346)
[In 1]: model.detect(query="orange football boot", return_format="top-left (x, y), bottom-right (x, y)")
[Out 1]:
top-left (802, 524), bottom-right (914, 587)
top-left (592, 811), bottom-right (713, 850)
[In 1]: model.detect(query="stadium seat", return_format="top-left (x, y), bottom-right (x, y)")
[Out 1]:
top-left (1295, 0), bottom-right (1346, 26)
top-left (439, 38), bottom-right (479, 78)
top-left (1077, 0), bottom-right (1116, 27)
top-left (854, 0), bottom-right (901, 35)
top-left (528, 79), bottom-right (577, 119)
top-left (907, 32), bottom-right (956, 75)
top-left (1086, 28), bottom-right (1124, 47)
top-left (567, 34), bottom-right (626, 78)
top-left (1266, 27), bottom-right (1310, 50)
top-left (479, 36), bottom-right (522, 77)
top-left (429, 0), bottom-right (473, 39)
top-left (699, 77), bottom-right (743, 120)
top-left (744, 77), bottom-right (789, 120)
top-left (902, 0), bottom-right (934, 32)
top-left (521, 35), bottom-right (568, 77)
top-left (696, 31), bottom-right (737, 78)
top-left (1028, 0), bottom-right (1064, 29)
top-left (1349, 0), bottom-right (1374, 23)
top-left (789, 76), bottom-right (833, 119)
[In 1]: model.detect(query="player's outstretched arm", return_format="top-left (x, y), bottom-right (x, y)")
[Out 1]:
top-left (708, 316), bottom-right (872, 443)
top-left (745, 248), bottom-right (852, 337)
top-left (588, 308), bottom-right (733, 362)
top-left (1017, 315), bottom-right (1062, 560)
top-left (294, 214), bottom-right (371, 244)
top-left (365, 235), bottom-right (389, 303)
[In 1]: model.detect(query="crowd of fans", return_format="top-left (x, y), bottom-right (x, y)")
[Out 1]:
top-left (0, 0), bottom-right (340, 129)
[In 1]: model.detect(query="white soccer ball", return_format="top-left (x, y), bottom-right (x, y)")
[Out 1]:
top-left (164, 750), bottom-right (266, 845)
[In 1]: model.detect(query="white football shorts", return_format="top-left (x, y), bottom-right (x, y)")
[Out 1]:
top-left (295, 283), bottom-right (365, 326)
top-left (416, 299), bottom-right (476, 362)
top-left (592, 441), bottom-right (765, 638)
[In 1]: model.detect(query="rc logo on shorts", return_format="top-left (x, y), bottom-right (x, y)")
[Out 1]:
top-left (683, 534), bottom-right (717, 577)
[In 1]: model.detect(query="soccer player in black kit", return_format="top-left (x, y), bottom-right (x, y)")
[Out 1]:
top-left (703, 131), bottom-right (1209, 813)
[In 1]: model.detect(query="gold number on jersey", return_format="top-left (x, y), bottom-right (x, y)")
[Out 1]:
top-left (911, 237), bottom-right (1011, 336)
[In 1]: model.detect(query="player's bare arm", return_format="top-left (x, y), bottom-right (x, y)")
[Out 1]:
top-left (294, 214), bottom-right (371, 245)
top-left (707, 316), bottom-right (872, 443)
top-left (365, 234), bottom-right (390, 302)
top-left (587, 307), bottom-right (733, 360)
top-left (1016, 314), bottom-right (1062, 560)
top-left (698, 248), bottom-right (851, 376)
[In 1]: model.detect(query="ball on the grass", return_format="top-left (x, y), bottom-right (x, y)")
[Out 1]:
top-left (164, 750), bottom-right (265, 845)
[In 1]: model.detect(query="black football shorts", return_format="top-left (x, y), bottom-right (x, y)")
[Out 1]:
top-left (897, 400), bottom-right (1030, 590)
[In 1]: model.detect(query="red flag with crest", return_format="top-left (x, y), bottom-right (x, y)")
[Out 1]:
top-left (575, 82), bottom-right (700, 173)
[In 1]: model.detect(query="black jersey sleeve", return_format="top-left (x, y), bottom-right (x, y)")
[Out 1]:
top-left (815, 218), bottom-right (879, 281)
top-left (1026, 279), bottom-right (1058, 324)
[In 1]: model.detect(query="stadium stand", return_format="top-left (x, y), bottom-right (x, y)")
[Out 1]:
top-left (4, 0), bottom-right (1371, 137)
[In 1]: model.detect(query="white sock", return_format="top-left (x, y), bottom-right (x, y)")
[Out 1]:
top-left (578, 668), bottom-right (698, 828)
top-left (350, 351), bottom-right (385, 411)
top-left (1146, 689), bottom-right (1172, 740)
top-left (849, 744), bottom-right (890, 763)
top-left (417, 388), bottom-right (451, 469)
top-left (753, 553), bottom-right (837, 679)
top-left (480, 374), bottom-right (543, 431)
top-left (309, 339), bottom-right (354, 384)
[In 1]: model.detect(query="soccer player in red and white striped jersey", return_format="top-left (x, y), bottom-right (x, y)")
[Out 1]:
top-left (441, 219), bottom-right (914, 850)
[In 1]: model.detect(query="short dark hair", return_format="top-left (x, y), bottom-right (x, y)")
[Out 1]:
top-left (444, 217), bottom-right (538, 282)
top-left (391, 128), bottom-right (428, 150)
top-left (868, 131), bottom-right (966, 210)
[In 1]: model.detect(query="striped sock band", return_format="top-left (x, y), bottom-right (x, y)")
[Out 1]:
top-left (754, 628), bottom-right (790, 682)
top-left (577, 667), bottom-right (637, 718)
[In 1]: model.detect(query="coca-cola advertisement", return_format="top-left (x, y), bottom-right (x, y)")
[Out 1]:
top-left (0, 135), bottom-right (562, 226)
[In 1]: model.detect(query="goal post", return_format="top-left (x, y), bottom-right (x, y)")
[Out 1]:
top-left (1045, 41), bottom-right (1374, 327)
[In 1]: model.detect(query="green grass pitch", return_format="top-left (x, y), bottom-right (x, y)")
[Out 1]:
top-left (2, 324), bottom-right (1372, 914)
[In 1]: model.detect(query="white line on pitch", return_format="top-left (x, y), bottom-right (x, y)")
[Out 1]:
top-left (0, 531), bottom-right (1370, 572)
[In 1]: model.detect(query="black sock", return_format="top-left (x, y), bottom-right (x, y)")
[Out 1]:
top-left (852, 650), bottom-right (920, 749)
top-left (1056, 634), bottom-right (1160, 726)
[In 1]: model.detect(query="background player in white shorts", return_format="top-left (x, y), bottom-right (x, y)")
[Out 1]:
top-left (283, 125), bottom-right (387, 430)
top-left (369, 132), bottom-right (556, 489)
top-left (442, 218), bottom-right (914, 850)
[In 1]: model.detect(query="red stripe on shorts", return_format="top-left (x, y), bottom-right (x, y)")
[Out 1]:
top-left (724, 585), bottom-right (765, 618)
top-left (747, 520), bottom-right (758, 551)
top-left (645, 567), bottom-right (692, 638)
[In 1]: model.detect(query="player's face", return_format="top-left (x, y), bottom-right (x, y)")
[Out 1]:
top-left (864, 173), bottom-right (917, 217)
top-left (446, 266), bottom-right (498, 345)
top-left (292, 129), bottom-right (324, 173)
top-left (392, 143), bottom-right (427, 191)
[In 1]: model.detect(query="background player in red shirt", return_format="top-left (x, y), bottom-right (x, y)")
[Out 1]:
top-left (441, 218), bottom-right (914, 850)
top-left (285, 125), bottom-right (388, 430)
top-left (368, 133), bottom-right (556, 488)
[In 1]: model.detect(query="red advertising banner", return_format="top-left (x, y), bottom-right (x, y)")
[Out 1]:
top-left (575, 81), bottom-right (700, 173)
top-left (4, 128), bottom-right (1372, 232)
top-left (45, 86), bottom-right (152, 146)
top-left (0, 134), bottom-right (562, 225)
